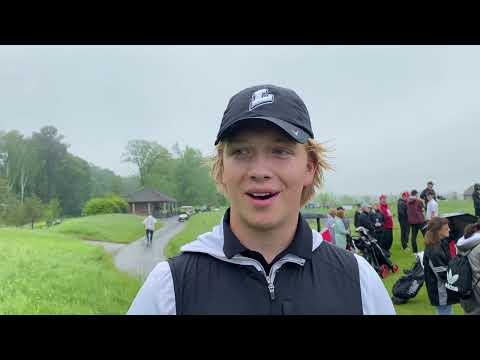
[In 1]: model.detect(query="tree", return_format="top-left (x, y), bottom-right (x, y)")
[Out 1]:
top-left (122, 140), bottom-right (169, 186)
top-left (23, 196), bottom-right (43, 229)
top-left (45, 198), bottom-right (62, 226)
top-left (31, 126), bottom-right (68, 203)
top-left (56, 154), bottom-right (92, 216)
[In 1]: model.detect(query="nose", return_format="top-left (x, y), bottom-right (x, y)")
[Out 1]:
top-left (247, 154), bottom-right (273, 182)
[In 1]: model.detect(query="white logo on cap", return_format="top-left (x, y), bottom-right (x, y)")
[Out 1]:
top-left (249, 88), bottom-right (274, 111)
top-left (292, 129), bottom-right (299, 136)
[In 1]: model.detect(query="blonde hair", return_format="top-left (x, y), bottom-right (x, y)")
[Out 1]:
top-left (328, 208), bottom-right (337, 217)
top-left (208, 138), bottom-right (332, 207)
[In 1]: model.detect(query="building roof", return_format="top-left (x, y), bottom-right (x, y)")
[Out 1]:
top-left (127, 188), bottom-right (177, 203)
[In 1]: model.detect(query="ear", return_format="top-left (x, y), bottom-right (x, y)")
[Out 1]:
top-left (303, 156), bottom-right (317, 187)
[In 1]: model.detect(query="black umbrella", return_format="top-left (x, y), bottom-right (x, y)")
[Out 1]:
top-left (442, 212), bottom-right (479, 242)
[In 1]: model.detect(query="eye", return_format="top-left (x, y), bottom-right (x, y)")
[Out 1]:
top-left (230, 148), bottom-right (250, 157)
top-left (273, 148), bottom-right (293, 156)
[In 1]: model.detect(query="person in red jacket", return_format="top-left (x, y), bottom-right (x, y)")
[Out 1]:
top-left (407, 189), bottom-right (426, 254)
top-left (379, 194), bottom-right (394, 255)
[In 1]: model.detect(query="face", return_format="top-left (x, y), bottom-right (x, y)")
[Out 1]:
top-left (439, 223), bottom-right (450, 238)
top-left (221, 123), bottom-right (315, 231)
top-left (380, 197), bottom-right (387, 205)
top-left (427, 194), bottom-right (433, 202)
top-left (428, 183), bottom-right (433, 190)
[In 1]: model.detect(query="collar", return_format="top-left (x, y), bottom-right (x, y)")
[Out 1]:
top-left (222, 208), bottom-right (313, 260)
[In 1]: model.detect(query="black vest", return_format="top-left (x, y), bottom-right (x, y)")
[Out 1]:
top-left (168, 241), bottom-right (363, 315)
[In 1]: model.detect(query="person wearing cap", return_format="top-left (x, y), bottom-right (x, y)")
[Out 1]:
top-left (127, 84), bottom-right (395, 315)
top-left (420, 181), bottom-right (437, 209)
top-left (397, 191), bottom-right (410, 250)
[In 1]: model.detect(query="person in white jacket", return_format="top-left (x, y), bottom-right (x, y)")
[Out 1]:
top-left (143, 213), bottom-right (157, 248)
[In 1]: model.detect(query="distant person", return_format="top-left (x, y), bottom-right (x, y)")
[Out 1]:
top-left (456, 222), bottom-right (480, 315)
top-left (378, 195), bottom-right (394, 255)
top-left (407, 190), bottom-right (426, 255)
top-left (420, 181), bottom-right (437, 209)
top-left (337, 206), bottom-right (351, 235)
top-left (472, 183), bottom-right (480, 218)
top-left (127, 84), bottom-right (394, 314)
top-left (423, 217), bottom-right (456, 315)
top-left (353, 203), bottom-right (362, 229)
top-left (370, 203), bottom-right (385, 250)
top-left (397, 191), bottom-right (410, 250)
top-left (357, 203), bottom-right (375, 233)
top-left (143, 213), bottom-right (157, 248)
top-left (334, 208), bottom-right (349, 250)
top-left (325, 208), bottom-right (337, 246)
top-left (425, 191), bottom-right (439, 221)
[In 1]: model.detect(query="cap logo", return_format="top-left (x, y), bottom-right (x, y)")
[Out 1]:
top-left (249, 88), bottom-right (274, 111)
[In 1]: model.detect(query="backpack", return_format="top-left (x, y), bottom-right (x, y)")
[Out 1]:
top-left (445, 250), bottom-right (478, 301)
top-left (391, 257), bottom-right (424, 303)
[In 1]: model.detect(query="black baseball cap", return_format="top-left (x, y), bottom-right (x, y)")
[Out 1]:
top-left (214, 84), bottom-right (314, 145)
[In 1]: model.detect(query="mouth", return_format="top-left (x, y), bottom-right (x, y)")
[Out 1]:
top-left (245, 191), bottom-right (280, 207)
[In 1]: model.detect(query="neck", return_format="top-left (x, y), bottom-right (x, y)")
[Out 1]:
top-left (229, 210), bottom-right (299, 264)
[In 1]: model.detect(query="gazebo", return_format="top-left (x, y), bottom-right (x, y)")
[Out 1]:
top-left (127, 188), bottom-right (177, 218)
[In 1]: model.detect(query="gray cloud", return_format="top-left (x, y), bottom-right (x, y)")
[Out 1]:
top-left (1, 45), bottom-right (478, 197)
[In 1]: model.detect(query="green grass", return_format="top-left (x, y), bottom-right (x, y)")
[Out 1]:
top-left (0, 228), bottom-right (141, 314)
top-left (165, 200), bottom-right (476, 314)
top-left (50, 213), bottom-right (162, 243)
top-left (164, 210), bottom-right (225, 258)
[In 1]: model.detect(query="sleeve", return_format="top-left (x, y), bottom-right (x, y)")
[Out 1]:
top-left (354, 254), bottom-right (396, 315)
top-left (127, 261), bottom-right (176, 315)
top-left (428, 249), bottom-right (449, 282)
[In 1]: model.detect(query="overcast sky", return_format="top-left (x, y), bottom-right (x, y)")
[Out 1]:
top-left (1, 45), bottom-right (478, 197)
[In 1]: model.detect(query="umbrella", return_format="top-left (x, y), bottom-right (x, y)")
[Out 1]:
top-left (441, 212), bottom-right (479, 242)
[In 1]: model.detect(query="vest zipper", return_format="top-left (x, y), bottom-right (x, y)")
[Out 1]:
top-left (267, 278), bottom-right (275, 300)
top-left (213, 254), bottom-right (306, 302)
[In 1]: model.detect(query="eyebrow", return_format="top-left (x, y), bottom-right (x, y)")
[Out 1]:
top-left (228, 137), bottom-right (296, 145)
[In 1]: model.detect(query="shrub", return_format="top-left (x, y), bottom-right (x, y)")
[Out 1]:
top-left (82, 195), bottom-right (128, 216)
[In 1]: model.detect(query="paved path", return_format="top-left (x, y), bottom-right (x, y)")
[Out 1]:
top-left (85, 216), bottom-right (185, 280)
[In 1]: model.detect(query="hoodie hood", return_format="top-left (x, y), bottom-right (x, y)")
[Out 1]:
top-left (180, 215), bottom-right (323, 261)
top-left (457, 232), bottom-right (480, 252)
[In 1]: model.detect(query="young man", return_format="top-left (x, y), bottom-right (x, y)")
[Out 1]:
top-left (127, 84), bottom-right (395, 315)
top-left (407, 190), bottom-right (426, 254)
top-left (143, 212), bottom-right (157, 248)
top-left (425, 191), bottom-right (438, 221)
top-left (420, 181), bottom-right (437, 208)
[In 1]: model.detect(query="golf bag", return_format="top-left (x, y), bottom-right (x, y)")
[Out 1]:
top-left (352, 227), bottom-right (399, 278)
top-left (391, 254), bottom-right (425, 305)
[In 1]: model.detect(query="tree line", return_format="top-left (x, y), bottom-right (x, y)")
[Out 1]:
top-left (0, 126), bottom-right (226, 226)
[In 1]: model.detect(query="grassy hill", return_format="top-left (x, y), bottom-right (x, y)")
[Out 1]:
top-left (0, 228), bottom-right (141, 314)
top-left (50, 213), bottom-right (162, 243)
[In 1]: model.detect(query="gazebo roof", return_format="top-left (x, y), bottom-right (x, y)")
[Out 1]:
top-left (127, 188), bottom-right (177, 203)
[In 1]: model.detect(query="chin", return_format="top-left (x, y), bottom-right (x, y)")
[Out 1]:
top-left (243, 213), bottom-right (283, 231)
